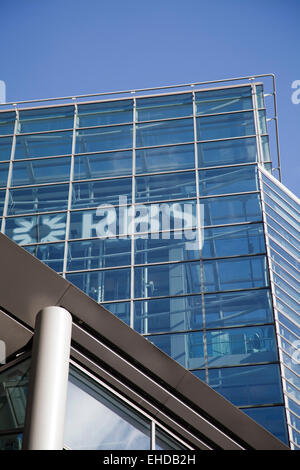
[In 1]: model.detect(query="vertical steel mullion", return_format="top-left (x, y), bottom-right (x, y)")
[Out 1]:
top-left (251, 83), bottom-right (263, 166)
top-left (192, 91), bottom-right (209, 384)
top-left (150, 420), bottom-right (156, 450)
top-left (62, 103), bottom-right (77, 278)
top-left (1, 108), bottom-right (18, 234)
top-left (130, 99), bottom-right (136, 329)
top-left (258, 167), bottom-right (291, 448)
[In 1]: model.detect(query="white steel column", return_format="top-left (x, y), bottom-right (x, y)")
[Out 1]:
top-left (22, 306), bottom-right (72, 450)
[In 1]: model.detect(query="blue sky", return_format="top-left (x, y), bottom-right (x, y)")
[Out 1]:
top-left (1, 0), bottom-right (299, 196)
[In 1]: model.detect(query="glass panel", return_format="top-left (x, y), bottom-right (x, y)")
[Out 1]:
top-left (197, 136), bottom-right (258, 167)
top-left (134, 295), bottom-right (203, 334)
top-left (136, 93), bottom-right (193, 121)
top-left (147, 325), bottom-right (278, 369)
top-left (262, 173), bottom-right (300, 214)
top-left (134, 261), bottom-right (201, 298)
top-left (196, 111), bottom-right (255, 141)
top-left (0, 359), bottom-right (30, 431)
top-left (203, 255), bottom-right (269, 292)
top-left (0, 111), bottom-right (15, 135)
top-left (204, 289), bottom-right (274, 328)
top-left (258, 109), bottom-right (268, 134)
top-left (135, 232), bottom-right (200, 265)
top-left (65, 366), bottom-right (151, 450)
top-left (8, 184), bottom-right (69, 215)
top-left (0, 433), bottom-right (22, 450)
top-left (199, 165), bottom-right (258, 197)
top-left (0, 189), bottom-right (5, 216)
top-left (261, 135), bottom-right (271, 163)
top-left (67, 238), bottom-right (131, 271)
top-left (71, 178), bottom-right (132, 209)
top-left (195, 86), bottom-right (252, 115)
top-left (136, 144), bottom-right (195, 174)
top-left (272, 264), bottom-right (299, 294)
top-left (135, 171), bottom-right (196, 203)
top-left (11, 157), bottom-right (71, 186)
top-left (242, 406), bottom-right (288, 445)
top-left (103, 302), bottom-right (130, 326)
top-left (136, 119), bottom-right (194, 148)
top-left (64, 368), bottom-right (150, 450)
top-left (18, 106), bottom-right (74, 133)
top-left (282, 365), bottom-right (300, 391)
top-left (0, 136), bottom-right (13, 161)
top-left (0, 162), bottom-right (9, 187)
top-left (5, 213), bottom-right (67, 244)
top-left (202, 223), bottom-right (266, 258)
top-left (77, 100), bottom-right (133, 127)
top-left (270, 250), bottom-right (300, 283)
top-left (202, 193), bottom-right (262, 226)
top-left (67, 268), bottom-right (131, 302)
top-left (193, 364), bottom-right (283, 406)
top-left (155, 427), bottom-right (187, 450)
top-left (24, 242), bottom-right (65, 271)
top-left (256, 85), bottom-right (265, 109)
top-left (263, 183), bottom-right (300, 224)
top-left (76, 125), bottom-right (133, 153)
top-left (265, 199), bottom-right (300, 239)
top-left (273, 273), bottom-right (300, 306)
top-left (73, 151), bottom-right (132, 179)
top-left (278, 313), bottom-right (300, 343)
top-left (15, 131), bottom-right (73, 159)
top-left (268, 226), bottom-right (300, 261)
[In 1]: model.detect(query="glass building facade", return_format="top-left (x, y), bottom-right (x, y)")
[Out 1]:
top-left (0, 79), bottom-right (299, 448)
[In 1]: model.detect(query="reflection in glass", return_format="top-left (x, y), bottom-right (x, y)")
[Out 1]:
top-left (8, 184), bottom-right (69, 215)
top-left (11, 157), bottom-right (71, 186)
top-left (74, 151), bottom-right (132, 179)
top-left (136, 144), bottom-right (195, 174)
top-left (77, 100), bottom-right (133, 127)
top-left (67, 268), bottom-right (131, 302)
top-left (136, 119), bottom-right (194, 148)
top-left (24, 242), bottom-right (65, 271)
top-left (0, 136), bottom-right (13, 162)
top-left (136, 171), bottom-right (196, 203)
top-left (18, 106), bottom-right (74, 133)
top-left (76, 125), bottom-right (133, 153)
top-left (0, 111), bottom-right (15, 135)
top-left (136, 94), bottom-right (193, 122)
top-left (196, 111), bottom-right (255, 141)
top-left (197, 137), bottom-right (258, 167)
top-left (199, 165), bottom-right (258, 196)
top-left (0, 162), bottom-right (9, 187)
top-left (64, 366), bottom-right (151, 450)
top-left (242, 406), bottom-right (289, 444)
top-left (71, 179), bottom-right (132, 209)
top-left (195, 86), bottom-right (252, 115)
top-left (15, 131), bottom-right (73, 159)
top-left (202, 193), bottom-right (262, 226)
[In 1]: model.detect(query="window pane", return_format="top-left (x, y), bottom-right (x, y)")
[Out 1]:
top-left (136, 93), bottom-right (193, 121)
top-left (67, 268), bottom-right (131, 302)
top-left (199, 165), bottom-right (258, 196)
top-left (136, 144), bottom-right (195, 174)
top-left (70, 209), bottom-right (129, 239)
top-left (134, 261), bottom-right (201, 298)
top-left (15, 131), bottom-right (73, 159)
top-left (136, 119), bottom-right (194, 148)
top-left (196, 111), bottom-right (255, 141)
top-left (203, 255), bottom-right (269, 292)
top-left (202, 223), bottom-right (265, 258)
top-left (77, 100), bottom-right (133, 127)
top-left (0, 359), bottom-right (30, 431)
top-left (0, 189), bottom-right (5, 216)
top-left (24, 242), bottom-right (65, 271)
top-left (8, 184), bottom-right (69, 215)
top-left (73, 151), bottom-right (132, 179)
top-left (65, 366), bottom-right (151, 450)
top-left (103, 302), bottom-right (130, 326)
top-left (202, 193), bottom-right (262, 226)
top-left (0, 136), bottom-right (13, 161)
top-left (146, 325), bottom-right (278, 369)
top-left (136, 171), bottom-right (196, 203)
top-left (134, 295), bottom-right (203, 334)
top-left (76, 125), bottom-right (133, 153)
top-left (5, 213), bottom-right (67, 244)
top-left (195, 86), bottom-right (252, 115)
top-left (242, 406), bottom-right (288, 445)
top-left (11, 157), bottom-right (71, 186)
top-left (0, 111), bottom-right (15, 135)
top-left (18, 106), bottom-right (74, 133)
top-left (197, 137), bottom-right (258, 167)
top-left (204, 289), bottom-right (274, 328)
top-left (0, 162), bottom-right (9, 187)
top-left (135, 232), bottom-right (200, 265)
top-left (193, 364), bottom-right (283, 406)
top-left (71, 179), bottom-right (132, 209)
top-left (67, 238), bottom-right (131, 271)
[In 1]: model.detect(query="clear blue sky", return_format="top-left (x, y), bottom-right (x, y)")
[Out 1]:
top-left (1, 0), bottom-right (299, 196)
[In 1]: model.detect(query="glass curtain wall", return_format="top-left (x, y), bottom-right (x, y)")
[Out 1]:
top-left (0, 84), bottom-right (290, 444)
